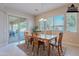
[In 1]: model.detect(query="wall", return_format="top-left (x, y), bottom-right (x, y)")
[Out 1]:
top-left (0, 11), bottom-right (8, 47)
top-left (0, 7), bottom-right (35, 47)
top-left (35, 3), bottom-right (79, 46)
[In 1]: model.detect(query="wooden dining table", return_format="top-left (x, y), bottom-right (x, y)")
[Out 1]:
top-left (38, 34), bottom-right (57, 56)
top-left (29, 33), bottom-right (57, 56)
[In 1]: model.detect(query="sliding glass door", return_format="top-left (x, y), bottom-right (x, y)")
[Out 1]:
top-left (8, 16), bottom-right (28, 44)
top-left (19, 22), bottom-right (28, 42)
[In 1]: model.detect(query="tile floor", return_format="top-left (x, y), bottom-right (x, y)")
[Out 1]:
top-left (0, 42), bottom-right (79, 56)
top-left (18, 43), bottom-right (79, 56)
top-left (0, 43), bottom-right (26, 56)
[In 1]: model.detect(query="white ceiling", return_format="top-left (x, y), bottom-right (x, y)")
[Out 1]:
top-left (8, 15), bottom-right (26, 23)
top-left (1, 3), bottom-right (65, 16)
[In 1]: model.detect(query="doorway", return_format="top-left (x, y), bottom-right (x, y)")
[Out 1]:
top-left (8, 15), bottom-right (28, 44)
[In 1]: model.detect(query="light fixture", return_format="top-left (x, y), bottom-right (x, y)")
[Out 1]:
top-left (39, 18), bottom-right (47, 22)
top-left (39, 18), bottom-right (44, 21)
top-left (67, 4), bottom-right (78, 12)
top-left (35, 9), bottom-right (38, 11)
top-left (44, 19), bottom-right (47, 21)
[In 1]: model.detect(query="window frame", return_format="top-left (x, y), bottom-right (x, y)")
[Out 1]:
top-left (66, 13), bottom-right (77, 32)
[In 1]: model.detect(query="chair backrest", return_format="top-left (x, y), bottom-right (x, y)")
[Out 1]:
top-left (32, 33), bottom-right (39, 45)
top-left (32, 33), bottom-right (39, 41)
top-left (58, 32), bottom-right (63, 45)
top-left (24, 32), bottom-right (29, 41)
top-left (24, 32), bottom-right (28, 37)
top-left (43, 39), bottom-right (49, 46)
top-left (45, 31), bottom-right (52, 35)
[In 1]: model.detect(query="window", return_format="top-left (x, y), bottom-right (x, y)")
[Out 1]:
top-left (47, 16), bottom-right (54, 31)
top-left (47, 15), bottom-right (64, 32)
top-left (39, 15), bottom-right (64, 32)
top-left (19, 22), bottom-right (28, 32)
top-left (66, 13), bottom-right (77, 32)
top-left (39, 20), bottom-right (44, 31)
top-left (13, 24), bottom-right (18, 32)
top-left (39, 18), bottom-right (47, 31)
top-left (54, 15), bottom-right (64, 31)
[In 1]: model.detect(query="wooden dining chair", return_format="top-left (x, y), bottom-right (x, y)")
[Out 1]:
top-left (31, 33), bottom-right (39, 55)
top-left (37, 39), bottom-right (51, 56)
top-left (24, 32), bottom-right (30, 48)
top-left (43, 39), bottom-right (50, 55)
top-left (45, 31), bottom-right (52, 35)
top-left (50, 32), bottom-right (63, 56)
top-left (32, 33), bottom-right (48, 55)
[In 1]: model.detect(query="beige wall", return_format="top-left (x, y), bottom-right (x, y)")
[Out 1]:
top-left (35, 3), bottom-right (79, 46)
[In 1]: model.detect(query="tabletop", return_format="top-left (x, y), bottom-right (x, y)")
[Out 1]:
top-left (38, 34), bottom-right (57, 40)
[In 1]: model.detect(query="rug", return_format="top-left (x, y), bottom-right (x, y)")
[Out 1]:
top-left (17, 43), bottom-right (66, 56)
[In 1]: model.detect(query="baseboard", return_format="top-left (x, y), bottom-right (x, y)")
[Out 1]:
top-left (63, 42), bottom-right (79, 47)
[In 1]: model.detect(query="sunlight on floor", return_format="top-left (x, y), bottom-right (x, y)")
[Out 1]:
top-left (11, 40), bottom-right (25, 45)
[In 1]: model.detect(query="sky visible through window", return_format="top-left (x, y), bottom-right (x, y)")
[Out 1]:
top-left (54, 15), bottom-right (64, 26)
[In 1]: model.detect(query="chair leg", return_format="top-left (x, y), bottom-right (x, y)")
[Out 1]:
top-left (27, 41), bottom-right (29, 48)
top-left (32, 43), bottom-right (34, 52)
top-left (57, 46), bottom-right (61, 56)
top-left (60, 45), bottom-right (63, 52)
top-left (55, 38), bottom-right (57, 45)
top-left (49, 45), bottom-right (54, 56)
top-left (60, 45), bottom-right (63, 55)
top-left (48, 45), bottom-right (51, 56)
top-left (43, 44), bottom-right (45, 50)
top-left (37, 45), bottom-right (40, 55)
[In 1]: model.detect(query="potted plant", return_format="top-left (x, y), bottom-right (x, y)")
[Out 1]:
top-left (32, 26), bottom-right (38, 34)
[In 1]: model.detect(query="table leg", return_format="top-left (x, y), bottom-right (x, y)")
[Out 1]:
top-left (55, 37), bottom-right (57, 45)
top-left (48, 44), bottom-right (50, 56)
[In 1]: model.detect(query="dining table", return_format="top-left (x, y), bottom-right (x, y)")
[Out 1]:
top-left (29, 33), bottom-right (57, 56)
top-left (38, 34), bottom-right (57, 55)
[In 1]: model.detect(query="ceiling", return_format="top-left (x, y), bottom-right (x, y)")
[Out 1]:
top-left (8, 15), bottom-right (26, 23)
top-left (1, 3), bottom-right (65, 16)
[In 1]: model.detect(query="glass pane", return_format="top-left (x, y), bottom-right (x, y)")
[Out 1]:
top-left (13, 24), bottom-right (18, 32)
top-left (39, 18), bottom-right (47, 31)
top-left (39, 21), bottom-right (44, 31)
top-left (47, 17), bottom-right (53, 26)
top-left (54, 15), bottom-right (64, 31)
top-left (19, 22), bottom-right (28, 32)
top-left (54, 15), bottom-right (64, 26)
top-left (67, 13), bottom-right (77, 32)
top-left (47, 17), bottom-right (53, 31)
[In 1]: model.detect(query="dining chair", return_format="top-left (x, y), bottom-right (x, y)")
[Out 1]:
top-left (31, 33), bottom-right (39, 55)
top-left (37, 39), bottom-right (51, 56)
top-left (32, 33), bottom-right (48, 55)
top-left (45, 31), bottom-right (52, 35)
top-left (24, 32), bottom-right (30, 48)
top-left (50, 32), bottom-right (63, 56)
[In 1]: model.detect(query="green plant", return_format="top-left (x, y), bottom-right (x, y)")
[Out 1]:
top-left (32, 26), bottom-right (38, 33)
